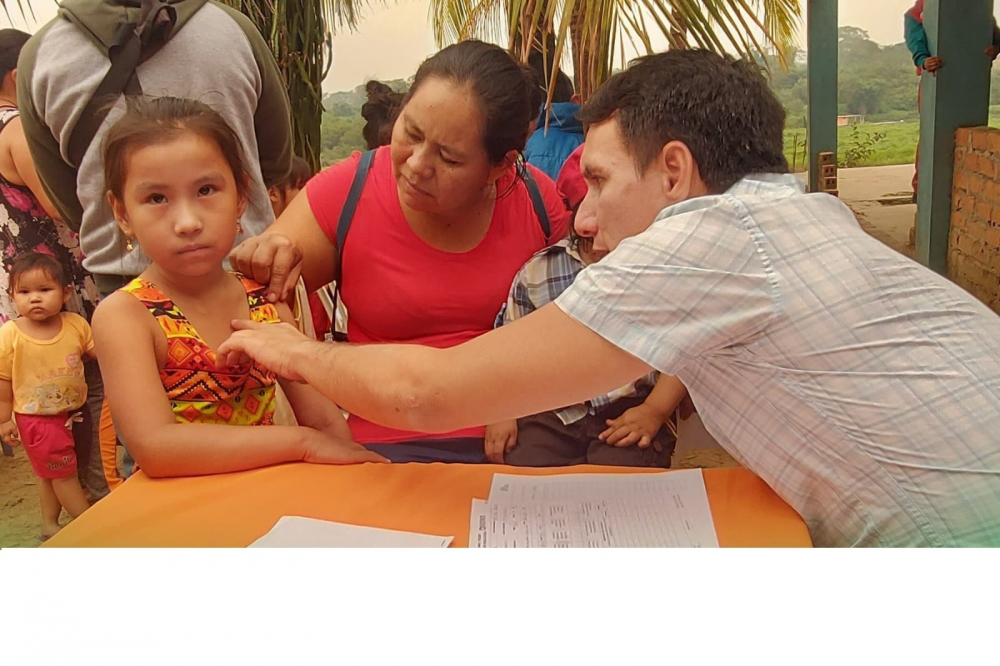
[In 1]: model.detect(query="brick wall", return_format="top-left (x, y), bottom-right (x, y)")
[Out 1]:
top-left (949, 126), bottom-right (1000, 313)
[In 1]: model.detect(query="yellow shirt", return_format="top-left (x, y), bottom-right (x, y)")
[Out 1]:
top-left (0, 313), bottom-right (93, 415)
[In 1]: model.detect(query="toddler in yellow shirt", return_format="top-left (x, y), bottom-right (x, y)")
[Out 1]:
top-left (1, 253), bottom-right (93, 539)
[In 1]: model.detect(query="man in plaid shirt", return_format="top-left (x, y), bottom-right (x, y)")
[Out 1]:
top-left (222, 49), bottom-right (1000, 546)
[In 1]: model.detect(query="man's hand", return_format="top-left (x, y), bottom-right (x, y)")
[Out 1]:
top-left (923, 56), bottom-right (944, 74)
top-left (1, 419), bottom-right (20, 446)
top-left (987, 45), bottom-right (1000, 61)
top-left (485, 420), bottom-right (518, 464)
top-left (229, 233), bottom-right (304, 304)
top-left (301, 429), bottom-right (389, 465)
top-left (599, 404), bottom-right (666, 449)
top-left (218, 320), bottom-right (315, 381)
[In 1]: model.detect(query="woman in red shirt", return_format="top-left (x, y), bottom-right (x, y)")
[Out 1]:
top-left (232, 40), bottom-right (570, 462)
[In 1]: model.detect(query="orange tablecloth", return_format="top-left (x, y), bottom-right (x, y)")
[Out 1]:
top-left (45, 464), bottom-right (812, 547)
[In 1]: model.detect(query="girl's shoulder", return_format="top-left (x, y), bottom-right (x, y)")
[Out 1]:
top-left (230, 272), bottom-right (280, 323)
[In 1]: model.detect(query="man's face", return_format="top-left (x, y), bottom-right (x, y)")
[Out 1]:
top-left (574, 119), bottom-right (673, 253)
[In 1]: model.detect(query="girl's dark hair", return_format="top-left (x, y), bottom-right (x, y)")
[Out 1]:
top-left (361, 80), bottom-right (404, 150)
top-left (405, 40), bottom-right (534, 165)
top-left (0, 29), bottom-right (30, 81)
top-left (8, 252), bottom-right (67, 292)
top-left (276, 155), bottom-right (314, 190)
top-left (103, 96), bottom-right (250, 201)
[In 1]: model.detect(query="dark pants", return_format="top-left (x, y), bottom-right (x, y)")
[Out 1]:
top-left (364, 437), bottom-right (488, 464)
top-left (505, 395), bottom-right (675, 468)
top-left (79, 358), bottom-right (109, 502)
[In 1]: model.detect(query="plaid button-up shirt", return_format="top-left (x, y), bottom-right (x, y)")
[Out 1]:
top-left (496, 239), bottom-right (657, 424)
top-left (557, 173), bottom-right (1000, 547)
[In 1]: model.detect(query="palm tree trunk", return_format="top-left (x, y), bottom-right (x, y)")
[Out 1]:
top-left (229, 0), bottom-right (331, 173)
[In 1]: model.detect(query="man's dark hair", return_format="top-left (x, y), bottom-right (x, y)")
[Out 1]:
top-left (579, 49), bottom-right (788, 192)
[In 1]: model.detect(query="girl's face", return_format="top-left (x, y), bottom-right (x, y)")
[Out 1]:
top-left (109, 132), bottom-right (247, 278)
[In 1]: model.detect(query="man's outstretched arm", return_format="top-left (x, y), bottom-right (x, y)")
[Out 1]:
top-left (218, 303), bottom-right (655, 434)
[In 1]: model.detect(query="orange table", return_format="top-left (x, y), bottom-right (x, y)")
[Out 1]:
top-left (45, 464), bottom-right (812, 547)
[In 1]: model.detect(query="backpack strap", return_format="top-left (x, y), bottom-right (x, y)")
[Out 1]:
top-left (521, 165), bottom-right (552, 241)
top-left (331, 149), bottom-right (376, 342)
top-left (66, 0), bottom-right (177, 168)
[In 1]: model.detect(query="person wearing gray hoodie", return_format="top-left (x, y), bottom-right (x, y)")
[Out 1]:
top-left (17, 0), bottom-right (292, 296)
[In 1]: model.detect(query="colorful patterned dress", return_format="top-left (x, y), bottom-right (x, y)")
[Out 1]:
top-left (121, 274), bottom-right (279, 426)
top-left (0, 107), bottom-right (99, 323)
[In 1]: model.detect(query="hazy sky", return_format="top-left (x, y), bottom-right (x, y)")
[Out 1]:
top-left (2, 0), bottom-right (997, 92)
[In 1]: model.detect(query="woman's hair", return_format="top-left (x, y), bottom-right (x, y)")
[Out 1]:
top-left (361, 80), bottom-right (404, 150)
top-left (276, 155), bottom-right (314, 191)
top-left (0, 29), bottom-right (30, 82)
top-left (8, 252), bottom-right (67, 292)
top-left (405, 40), bottom-right (535, 165)
top-left (103, 96), bottom-right (249, 201)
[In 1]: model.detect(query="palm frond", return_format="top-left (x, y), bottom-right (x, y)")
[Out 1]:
top-left (221, 0), bottom-right (381, 172)
top-left (433, 0), bottom-right (802, 101)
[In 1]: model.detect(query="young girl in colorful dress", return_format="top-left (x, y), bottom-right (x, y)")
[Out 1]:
top-left (92, 96), bottom-right (386, 477)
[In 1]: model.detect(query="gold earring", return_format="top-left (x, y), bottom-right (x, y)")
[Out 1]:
top-left (236, 219), bottom-right (243, 235)
top-left (125, 237), bottom-right (134, 252)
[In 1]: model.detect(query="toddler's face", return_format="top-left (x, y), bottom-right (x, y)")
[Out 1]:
top-left (12, 268), bottom-right (67, 322)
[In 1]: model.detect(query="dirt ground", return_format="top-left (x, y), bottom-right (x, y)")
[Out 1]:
top-left (0, 450), bottom-right (56, 548)
top-left (1, 166), bottom-right (914, 549)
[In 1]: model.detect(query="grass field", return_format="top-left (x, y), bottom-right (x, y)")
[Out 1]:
top-left (782, 106), bottom-right (1000, 171)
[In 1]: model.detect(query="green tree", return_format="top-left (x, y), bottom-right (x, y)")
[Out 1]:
top-left (429, 0), bottom-right (802, 101)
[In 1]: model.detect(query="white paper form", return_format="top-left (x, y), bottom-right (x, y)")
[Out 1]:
top-left (249, 516), bottom-right (454, 548)
top-left (475, 470), bottom-right (719, 548)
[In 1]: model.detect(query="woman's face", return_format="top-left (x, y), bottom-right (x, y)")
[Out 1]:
top-left (390, 76), bottom-right (506, 215)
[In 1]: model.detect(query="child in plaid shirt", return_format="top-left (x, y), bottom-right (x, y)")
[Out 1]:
top-left (485, 147), bottom-right (687, 466)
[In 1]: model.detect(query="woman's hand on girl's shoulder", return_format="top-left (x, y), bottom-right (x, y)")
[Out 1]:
top-left (300, 428), bottom-right (389, 465)
top-left (229, 232), bottom-right (303, 304)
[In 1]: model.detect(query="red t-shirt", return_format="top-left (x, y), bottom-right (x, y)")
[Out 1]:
top-left (306, 146), bottom-right (570, 443)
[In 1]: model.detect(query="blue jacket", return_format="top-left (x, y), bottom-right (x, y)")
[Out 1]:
top-left (523, 102), bottom-right (584, 181)
top-left (905, 5), bottom-right (1000, 72)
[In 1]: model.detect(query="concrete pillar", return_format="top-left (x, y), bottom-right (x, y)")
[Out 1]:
top-left (807, 0), bottom-right (838, 193)
top-left (916, 0), bottom-right (993, 273)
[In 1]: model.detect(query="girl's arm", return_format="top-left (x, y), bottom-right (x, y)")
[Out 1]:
top-left (272, 301), bottom-right (354, 442)
top-left (93, 292), bottom-right (381, 478)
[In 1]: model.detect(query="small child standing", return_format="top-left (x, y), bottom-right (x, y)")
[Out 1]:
top-left (0, 252), bottom-right (92, 539)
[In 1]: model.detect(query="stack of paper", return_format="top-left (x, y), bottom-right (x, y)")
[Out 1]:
top-left (470, 470), bottom-right (719, 547)
top-left (250, 516), bottom-right (453, 548)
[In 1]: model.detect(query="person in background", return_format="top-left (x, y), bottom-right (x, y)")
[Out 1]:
top-left (485, 146), bottom-right (684, 466)
top-left (523, 69), bottom-right (584, 181)
top-left (230, 40), bottom-right (570, 464)
top-left (92, 96), bottom-right (384, 478)
top-left (361, 80), bottom-right (405, 151)
top-left (0, 28), bottom-right (103, 499)
top-left (905, 0), bottom-right (1000, 201)
top-left (1, 253), bottom-right (93, 540)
